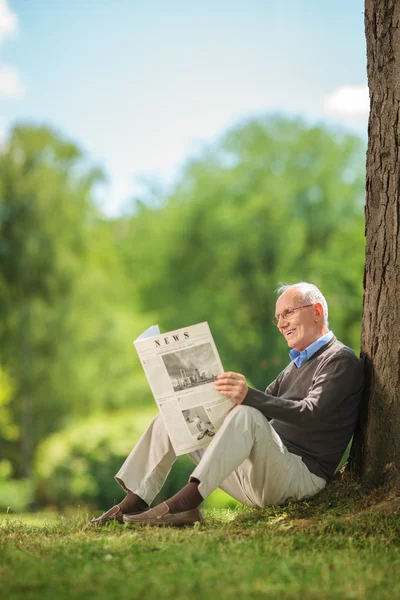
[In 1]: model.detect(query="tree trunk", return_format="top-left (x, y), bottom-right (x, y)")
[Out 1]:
top-left (352, 0), bottom-right (400, 486)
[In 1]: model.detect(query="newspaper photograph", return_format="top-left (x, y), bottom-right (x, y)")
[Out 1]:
top-left (134, 322), bottom-right (235, 455)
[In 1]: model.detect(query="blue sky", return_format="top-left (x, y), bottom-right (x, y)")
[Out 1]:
top-left (2, 0), bottom-right (367, 216)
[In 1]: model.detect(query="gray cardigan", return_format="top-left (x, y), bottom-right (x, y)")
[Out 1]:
top-left (243, 336), bottom-right (364, 481)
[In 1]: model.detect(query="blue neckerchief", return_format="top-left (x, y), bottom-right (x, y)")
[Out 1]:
top-left (289, 331), bottom-right (334, 368)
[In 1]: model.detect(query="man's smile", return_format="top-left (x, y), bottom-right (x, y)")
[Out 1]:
top-left (284, 329), bottom-right (296, 337)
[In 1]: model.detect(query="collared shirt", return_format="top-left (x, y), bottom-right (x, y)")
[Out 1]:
top-left (289, 331), bottom-right (334, 368)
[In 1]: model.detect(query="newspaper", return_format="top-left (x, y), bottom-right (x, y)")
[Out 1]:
top-left (134, 322), bottom-right (235, 455)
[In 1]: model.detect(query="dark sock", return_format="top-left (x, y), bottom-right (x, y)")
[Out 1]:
top-left (118, 491), bottom-right (149, 514)
top-left (165, 480), bottom-right (204, 514)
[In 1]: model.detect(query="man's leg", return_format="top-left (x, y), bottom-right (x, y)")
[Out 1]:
top-left (123, 405), bottom-right (326, 525)
top-left (191, 405), bottom-right (326, 507)
top-left (115, 413), bottom-right (178, 505)
top-left (90, 414), bottom-right (178, 525)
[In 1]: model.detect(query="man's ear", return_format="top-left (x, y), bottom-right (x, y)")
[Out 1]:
top-left (314, 302), bottom-right (324, 320)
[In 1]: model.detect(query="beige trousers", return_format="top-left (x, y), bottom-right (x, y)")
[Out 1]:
top-left (115, 404), bottom-right (326, 508)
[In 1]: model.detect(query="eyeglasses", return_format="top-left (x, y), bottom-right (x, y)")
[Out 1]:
top-left (273, 304), bottom-right (314, 327)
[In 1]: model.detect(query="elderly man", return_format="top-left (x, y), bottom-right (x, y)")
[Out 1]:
top-left (91, 282), bottom-right (364, 527)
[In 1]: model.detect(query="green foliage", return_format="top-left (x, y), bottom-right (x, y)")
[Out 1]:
top-left (0, 365), bottom-right (18, 441)
top-left (0, 460), bottom-right (33, 512)
top-left (34, 409), bottom-right (158, 508)
top-left (0, 125), bottom-right (102, 475)
top-left (0, 125), bottom-right (152, 479)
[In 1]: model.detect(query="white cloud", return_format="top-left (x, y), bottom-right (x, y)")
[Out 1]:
top-left (0, 0), bottom-right (24, 98)
top-left (324, 84), bottom-right (369, 117)
top-left (0, 64), bottom-right (24, 96)
top-left (0, 0), bottom-right (17, 44)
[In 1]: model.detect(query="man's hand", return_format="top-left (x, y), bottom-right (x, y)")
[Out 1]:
top-left (214, 372), bottom-right (248, 405)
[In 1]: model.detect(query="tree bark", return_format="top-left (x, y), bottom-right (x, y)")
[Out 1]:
top-left (352, 0), bottom-right (400, 486)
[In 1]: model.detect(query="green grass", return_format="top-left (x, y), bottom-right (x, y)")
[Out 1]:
top-left (1, 477), bottom-right (400, 600)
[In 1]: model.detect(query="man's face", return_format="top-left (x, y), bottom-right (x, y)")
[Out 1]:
top-left (275, 289), bottom-right (324, 352)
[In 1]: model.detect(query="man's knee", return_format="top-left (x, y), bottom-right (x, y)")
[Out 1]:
top-left (144, 413), bottom-right (169, 439)
top-left (224, 404), bottom-right (268, 429)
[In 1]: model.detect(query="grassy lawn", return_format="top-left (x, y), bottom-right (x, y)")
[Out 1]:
top-left (1, 477), bottom-right (399, 600)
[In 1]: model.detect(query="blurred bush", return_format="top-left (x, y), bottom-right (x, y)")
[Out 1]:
top-left (34, 409), bottom-right (155, 509)
top-left (0, 460), bottom-right (33, 513)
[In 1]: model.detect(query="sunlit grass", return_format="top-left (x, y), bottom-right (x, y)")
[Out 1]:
top-left (1, 477), bottom-right (399, 600)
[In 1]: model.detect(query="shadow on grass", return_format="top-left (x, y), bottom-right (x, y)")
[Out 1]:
top-left (205, 469), bottom-right (400, 540)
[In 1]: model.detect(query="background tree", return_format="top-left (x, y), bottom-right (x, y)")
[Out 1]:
top-left (351, 0), bottom-right (400, 486)
top-left (0, 126), bottom-right (150, 480)
top-left (0, 125), bottom-right (98, 477)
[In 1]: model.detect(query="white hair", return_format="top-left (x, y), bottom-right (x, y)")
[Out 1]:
top-left (276, 282), bottom-right (329, 326)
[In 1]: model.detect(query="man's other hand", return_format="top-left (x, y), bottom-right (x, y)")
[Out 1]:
top-left (214, 372), bottom-right (248, 404)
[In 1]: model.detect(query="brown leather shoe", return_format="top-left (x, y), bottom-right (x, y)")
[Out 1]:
top-left (90, 504), bottom-right (147, 527)
top-left (90, 504), bottom-right (122, 526)
top-left (123, 502), bottom-right (203, 527)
